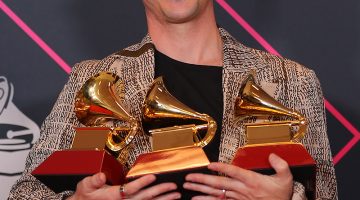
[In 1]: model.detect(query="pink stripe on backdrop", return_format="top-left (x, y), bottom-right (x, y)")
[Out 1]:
top-left (325, 99), bottom-right (360, 165)
top-left (216, 0), bottom-right (360, 164)
top-left (0, 1), bottom-right (72, 74)
top-left (333, 137), bottom-right (360, 165)
top-left (324, 99), bottom-right (360, 138)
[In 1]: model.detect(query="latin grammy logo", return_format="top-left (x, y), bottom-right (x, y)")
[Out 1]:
top-left (0, 76), bottom-right (40, 199)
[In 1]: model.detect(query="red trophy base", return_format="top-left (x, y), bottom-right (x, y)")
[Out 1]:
top-left (32, 150), bottom-right (125, 193)
top-left (126, 146), bottom-right (212, 198)
top-left (232, 143), bottom-right (316, 200)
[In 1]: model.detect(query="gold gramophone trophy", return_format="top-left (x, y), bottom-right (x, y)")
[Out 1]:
top-left (126, 77), bottom-right (217, 195)
top-left (231, 74), bottom-right (316, 199)
top-left (32, 72), bottom-right (139, 193)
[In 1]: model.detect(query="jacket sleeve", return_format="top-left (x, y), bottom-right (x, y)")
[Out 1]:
top-left (290, 63), bottom-right (338, 200)
top-left (8, 60), bottom-right (99, 200)
top-left (292, 181), bottom-right (307, 200)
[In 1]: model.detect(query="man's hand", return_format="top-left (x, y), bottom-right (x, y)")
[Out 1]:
top-left (183, 153), bottom-right (293, 200)
top-left (67, 173), bottom-right (181, 200)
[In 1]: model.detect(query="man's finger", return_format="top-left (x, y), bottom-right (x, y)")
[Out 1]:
top-left (78, 172), bottom-right (106, 192)
top-left (184, 182), bottom-right (246, 200)
top-left (268, 153), bottom-right (292, 179)
top-left (153, 192), bottom-right (181, 200)
top-left (183, 182), bottom-right (224, 196)
top-left (185, 173), bottom-right (245, 192)
top-left (192, 196), bottom-right (218, 200)
top-left (123, 174), bottom-right (157, 195)
top-left (207, 162), bottom-right (256, 184)
top-left (136, 182), bottom-right (178, 199)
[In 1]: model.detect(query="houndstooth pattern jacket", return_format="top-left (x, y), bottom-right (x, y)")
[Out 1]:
top-left (9, 28), bottom-right (337, 199)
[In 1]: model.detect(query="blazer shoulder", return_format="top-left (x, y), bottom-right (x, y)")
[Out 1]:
top-left (250, 48), bottom-right (315, 76)
top-left (71, 59), bottom-right (100, 72)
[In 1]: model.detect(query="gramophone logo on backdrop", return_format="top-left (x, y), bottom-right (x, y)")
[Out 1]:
top-left (0, 76), bottom-right (40, 197)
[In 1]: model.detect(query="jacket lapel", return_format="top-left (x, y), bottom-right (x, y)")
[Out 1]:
top-left (218, 28), bottom-right (271, 163)
top-left (109, 36), bottom-right (156, 164)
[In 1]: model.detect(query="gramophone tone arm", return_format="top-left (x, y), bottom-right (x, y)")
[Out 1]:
top-left (193, 114), bottom-right (217, 147)
top-left (106, 117), bottom-right (139, 152)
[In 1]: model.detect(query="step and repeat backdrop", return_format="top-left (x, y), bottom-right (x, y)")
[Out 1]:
top-left (0, 1), bottom-right (359, 199)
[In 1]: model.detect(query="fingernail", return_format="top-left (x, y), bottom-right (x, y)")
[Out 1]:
top-left (269, 153), bottom-right (278, 162)
top-left (93, 173), bottom-right (101, 185)
top-left (183, 182), bottom-right (189, 188)
top-left (207, 162), bottom-right (219, 171)
top-left (146, 174), bottom-right (156, 181)
top-left (208, 162), bottom-right (216, 167)
top-left (175, 193), bottom-right (181, 199)
top-left (98, 173), bottom-right (105, 183)
top-left (207, 163), bottom-right (215, 170)
top-left (94, 173), bottom-right (100, 179)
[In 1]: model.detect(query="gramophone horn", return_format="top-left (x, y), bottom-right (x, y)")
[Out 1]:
top-left (142, 77), bottom-right (217, 148)
top-left (75, 72), bottom-right (139, 152)
top-left (235, 74), bottom-right (307, 141)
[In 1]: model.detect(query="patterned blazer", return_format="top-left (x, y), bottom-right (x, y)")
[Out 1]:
top-left (9, 28), bottom-right (337, 199)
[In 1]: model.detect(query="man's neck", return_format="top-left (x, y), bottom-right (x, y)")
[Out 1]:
top-left (146, 6), bottom-right (223, 66)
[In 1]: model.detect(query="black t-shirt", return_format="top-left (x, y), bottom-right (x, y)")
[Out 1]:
top-left (154, 49), bottom-right (223, 162)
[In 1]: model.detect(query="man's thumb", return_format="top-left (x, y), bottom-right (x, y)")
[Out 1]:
top-left (268, 153), bottom-right (292, 179)
top-left (84, 172), bottom-right (106, 191)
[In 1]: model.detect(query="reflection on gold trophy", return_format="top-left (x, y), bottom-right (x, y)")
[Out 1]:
top-left (126, 77), bottom-right (216, 195)
top-left (231, 74), bottom-right (316, 199)
top-left (32, 72), bottom-right (139, 193)
top-left (74, 72), bottom-right (138, 156)
top-left (142, 76), bottom-right (216, 150)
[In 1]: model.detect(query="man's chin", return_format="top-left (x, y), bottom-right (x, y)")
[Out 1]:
top-left (163, 9), bottom-right (200, 24)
